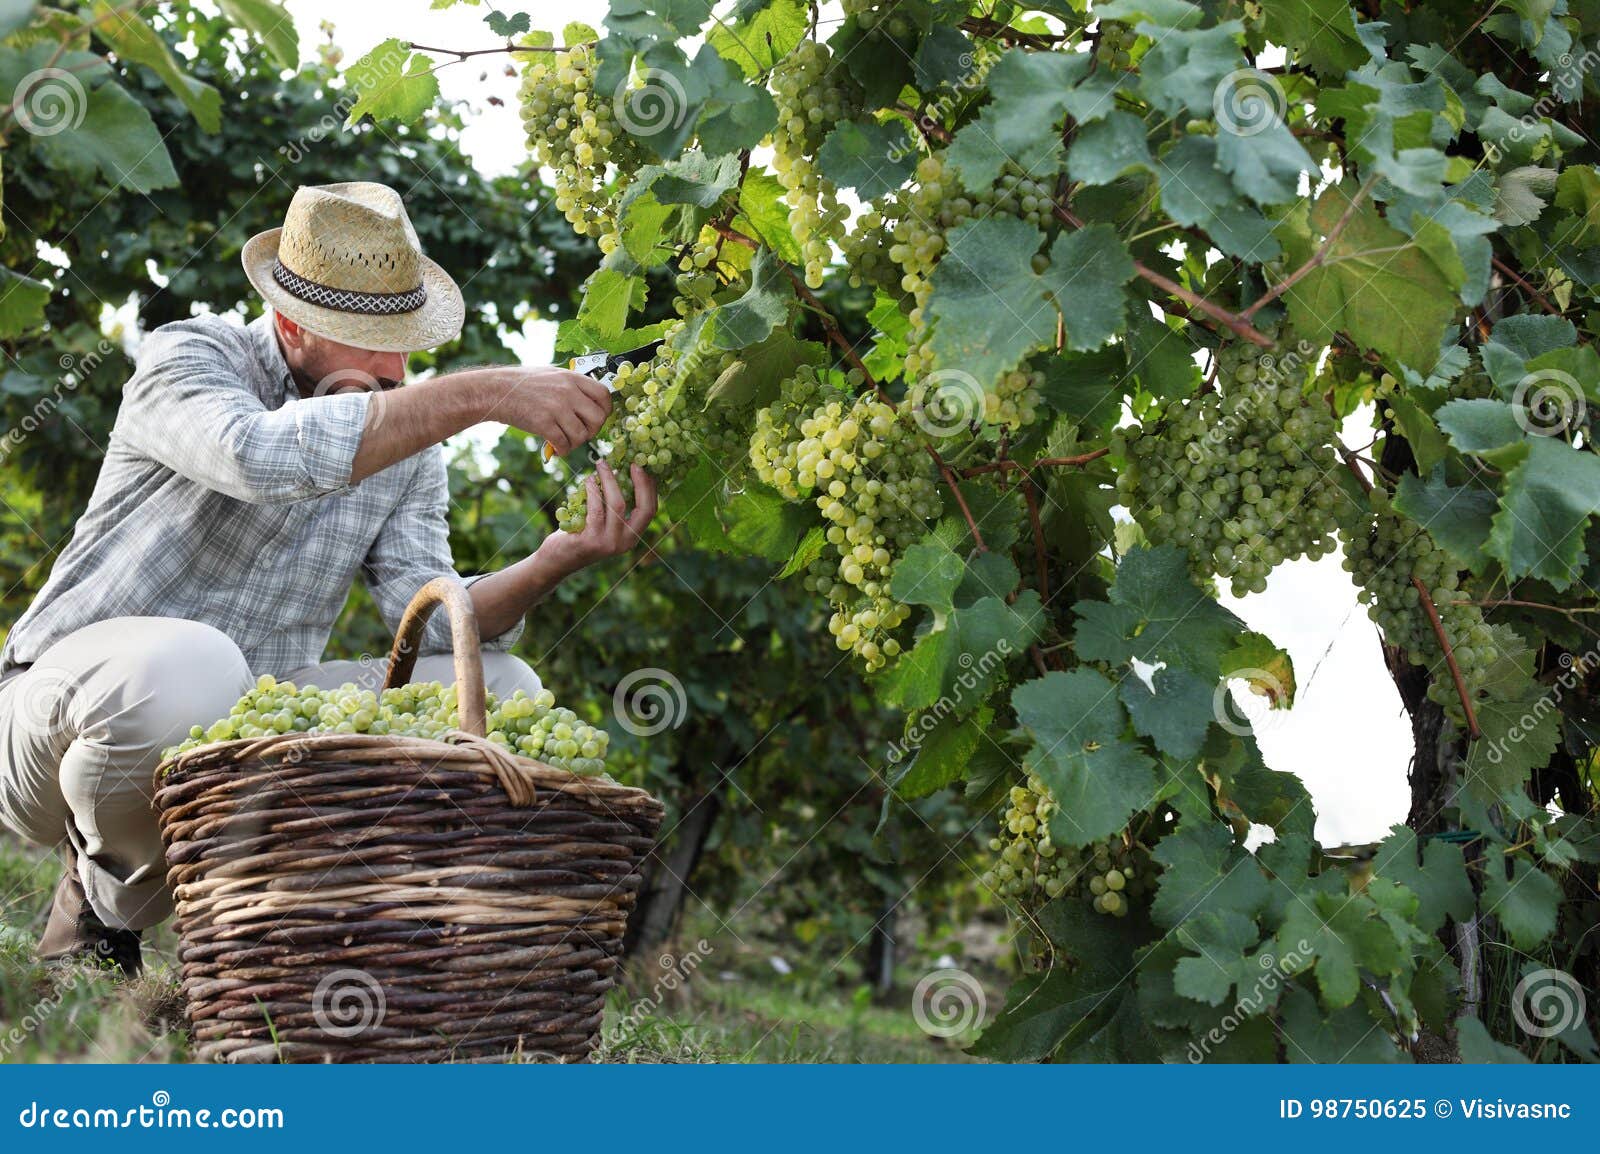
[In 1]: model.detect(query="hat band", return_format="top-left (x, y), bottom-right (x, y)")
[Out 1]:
top-left (272, 259), bottom-right (427, 316)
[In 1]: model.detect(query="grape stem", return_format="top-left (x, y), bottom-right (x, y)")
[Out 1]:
top-left (1452, 598), bottom-right (1600, 641)
top-left (1338, 447), bottom-right (1482, 740)
top-left (403, 41), bottom-right (579, 60)
top-left (959, 449), bottom-right (1110, 477)
top-left (1491, 256), bottom-right (1565, 319)
top-left (1240, 177), bottom-right (1376, 321)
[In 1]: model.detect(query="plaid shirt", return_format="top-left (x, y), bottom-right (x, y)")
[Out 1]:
top-left (1, 312), bottom-right (522, 677)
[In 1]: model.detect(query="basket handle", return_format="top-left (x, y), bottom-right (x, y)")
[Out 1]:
top-left (382, 577), bottom-right (487, 737)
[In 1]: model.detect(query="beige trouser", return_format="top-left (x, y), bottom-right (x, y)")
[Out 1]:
top-left (0, 616), bottom-right (540, 932)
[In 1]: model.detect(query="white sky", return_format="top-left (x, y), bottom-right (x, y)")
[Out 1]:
top-left (280, 1), bottom-right (1416, 845)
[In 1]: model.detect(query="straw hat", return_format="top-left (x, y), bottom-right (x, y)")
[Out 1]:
top-left (241, 182), bottom-right (465, 353)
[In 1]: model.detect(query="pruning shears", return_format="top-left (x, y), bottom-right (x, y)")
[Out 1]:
top-left (542, 340), bottom-right (664, 461)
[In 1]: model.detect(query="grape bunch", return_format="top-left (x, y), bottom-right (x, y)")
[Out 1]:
top-left (980, 774), bottom-right (1153, 918)
top-left (1340, 489), bottom-right (1494, 723)
top-left (1097, 20), bottom-right (1140, 70)
top-left (517, 44), bottom-right (645, 252)
top-left (1113, 342), bottom-right (1346, 596)
top-left (556, 321), bottom-right (748, 532)
top-left (162, 675), bottom-right (612, 777)
top-left (750, 367), bottom-right (943, 669)
top-left (771, 40), bottom-right (858, 288)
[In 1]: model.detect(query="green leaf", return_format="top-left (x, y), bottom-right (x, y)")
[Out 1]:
top-left (890, 706), bottom-right (991, 799)
top-left (1065, 110), bottom-right (1151, 186)
top-left (817, 119), bottom-right (916, 201)
top-left (1263, 0), bottom-right (1369, 76)
top-left (1140, 23), bottom-right (1245, 117)
top-left (0, 1), bottom-right (34, 39)
top-left (1220, 631), bottom-right (1296, 707)
top-left (1371, 825), bottom-right (1474, 935)
top-left (691, 45), bottom-right (777, 155)
top-left (1149, 818), bottom-right (1270, 928)
top-left (1094, 0), bottom-right (1203, 30)
top-left (891, 542), bottom-right (965, 615)
top-left (650, 149), bottom-right (742, 207)
top-left (1435, 397), bottom-right (1526, 455)
top-left (1215, 108), bottom-right (1316, 206)
top-left (1455, 1015), bottom-right (1531, 1063)
top-left (945, 49), bottom-right (1091, 190)
top-left (1392, 467), bottom-right (1497, 571)
top-left (219, 0), bottom-right (300, 70)
top-left (1278, 889), bottom-right (1407, 1009)
top-left (925, 218), bottom-right (1135, 390)
top-left (1384, 391), bottom-right (1450, 473)
top-left (32, 81), bottom-right (179, 194)
top-left (778, 525), bottom-right (827, 579)
top-left (0, 269), bottom-right (51, 340)
top-left (1463, 626), bottom-right (1562, 799)
top-left (485, 10), bottom-right (531, 37)
top-left (562, 22), bottom-right (600, 46)
top-left (1171, 911), bottom-right (1272, 1008)
top-left (1120, 666), bottom-right (1214, 760)
top-left (1014, 669), bottom-right (1159, 849)
top-left (1280, 988), bottom-right (1409, 1063)
top-left (343, 38), bottom-right (439, 125)
top-left (1481, 851), bottom-right (1560, 949)
top-left (1278, 183), bottom-right (1459, 371)
top-left (735, 169), bottom-right (803, 264)
top-left (1156, 137), bottom-right (1281, 261)
top-left (707, 0), bottom-right (807, 77)
top-left (93, 3), bottom-right (222, 132)
top-left (1488, 437), bottom-right (1600, 589)
top-left (956, 553), bottom-right (1020, 607)
top-left (724, 482), bottom-right (812, 561)
top-left (704, 329), bottom-right (822, 410)
top-left (873, 626), bottom-right (956, 710)
top-left (704, 247), bottom-right (791, 349)
top-left (954, 592), bottom-right (1043, 700)
top-left (1073, 545), bottom-right (1244, 676)
top-left (576, 268), bottom-right (641, 339)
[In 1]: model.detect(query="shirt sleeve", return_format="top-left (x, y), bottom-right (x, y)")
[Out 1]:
top-left (362, 446), bottom-right (526, 656)
top-left (117, 321), bottom-right (369, 504)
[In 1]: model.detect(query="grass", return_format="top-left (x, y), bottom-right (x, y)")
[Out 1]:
top-left (0, 835), bottom-right (984, 1064)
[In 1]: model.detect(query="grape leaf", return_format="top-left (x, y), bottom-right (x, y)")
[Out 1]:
top-left (891, 542), bottom-right (965, 615)
top-left (1156, 137), bottom-right (1282, 261)
top-left (707, 0), bottom-right (807, 77)
top-left (778, 525), bottom-right (827, 579)
top-left (219, 0), bottom-right (300, 70)
top-left (1220, 631), bottom-right (1296, 707)
top-left (1434, 397), bottom-right (1526, 455)
top-left (1215, 116), bottom-right (1316, 206)
top-left (925, 217), bottom-right (1133, 390)
top-left (724, 482), bottom-right (813, 561)
top-left (1279, 988), bottom-right (1409, 1063)
top-left (1486, 437), bottom-right (1600, 588)
top-left (1370, 825), bottom-right (1474, 935)
top-left (1065, 110), bottom-right (1152, 187)
top-left (700, 247), bottom-right (792, 349)
top-left (93, 3), bottom-right (222, 132)
top-left (576, 268), bottom-right (642, 339)
top-left (1277, 182), bottom-right (1460, 371)
top-left (873, 626), bottom-right (956, 710)
top-left (1481, 851), bottom-right (1560, 949)
top-left (1392, 467), bottom-right (1497, 570)
top-left (1263, 0), bottom-right (1368, 76)
top-left (1148, 817), bottom-right (1270, 928)
top-left (0, 1), bottom-right (34, 38)
top-left (0, 269), bottom-right (51, 340)
top-left (1139, 22), bottom-right (1245, 117)
top-left (1014, 669), bottom-right (1159, 849)
top-left (1171, 911), bottom-right (1273, 1008)
top-left (343, 38), bottom-right (439, 126)
top-left (1094, 0), bottom-right (1204, 30)
top-left (890, 706), bottom-right (991, 799)
top-left (1072, 545), bottom-right (1244, 676)
top-left (817, 119), bottom-right (916, 201)
top-left (1455, 1015), bottom-right (1531, 1063)
top-left (1277, 889), bottom-right (1407, 1009)
top-left (31, 81), bottom-right (179, 194)
top-left (945, 49), bottom-right (1091, 190)
top-left (1120, 665), bottom-right (1214, 760)
top-left (956, 552), bottom-right (1020, 607)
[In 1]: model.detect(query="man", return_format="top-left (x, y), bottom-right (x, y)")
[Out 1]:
top-left (0, 182), bottom-right (655, 975)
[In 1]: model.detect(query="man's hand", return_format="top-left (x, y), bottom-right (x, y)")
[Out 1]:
top-left (487, 366), bottom-right (613, 457)
top-left (539, 461), bottom-right (660, 573)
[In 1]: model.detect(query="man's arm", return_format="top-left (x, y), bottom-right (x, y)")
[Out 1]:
top-left (349, 365), bottom-right (613, 484)
top-left (467, 461), bottom-right (659, 639)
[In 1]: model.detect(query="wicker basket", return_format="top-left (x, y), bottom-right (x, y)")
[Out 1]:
top-left (153, 578), bottom-right (664, 1063)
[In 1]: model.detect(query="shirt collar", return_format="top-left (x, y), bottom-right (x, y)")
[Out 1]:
top-left (248, 311), bottom-right (297, 407)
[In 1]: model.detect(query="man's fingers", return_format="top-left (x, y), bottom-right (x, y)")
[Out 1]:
top-left (574, 394), bottom-right (609, 438)
top-left (626, 464), bottom-right (659, 536)
top-left (574, 375), bottom-right (613, 410)
top-left (596, 460), bottom-right (626, 521)
top-left (582, 473), bottom-right (607, 531)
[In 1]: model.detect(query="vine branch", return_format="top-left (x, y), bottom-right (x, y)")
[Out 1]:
top-left (1240, 177), bottom-right (1375, 321)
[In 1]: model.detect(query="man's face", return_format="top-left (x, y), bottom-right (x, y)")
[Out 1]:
top-left (275, 314), bottom-right (408, 397)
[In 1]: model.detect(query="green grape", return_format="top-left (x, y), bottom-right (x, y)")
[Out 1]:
top-left (162, 677), bottom-right (613, 779)
top-left (750, 367), bottom-right (942, 669)
top-left (770, 41), bottom-right (859, 289)
top-left (517, 43), bottom-right (646, 252)
top-left (1340, 488), bottom-right (1493, 727)
top-left (556, 319), bottom-right (750, 532)
top-left (1114, 340), bottom-right (1346, 596)
top-left (1097, 20), bottom-right (1139, 70)
top-left (978, 775), bottom-right (1156, 917)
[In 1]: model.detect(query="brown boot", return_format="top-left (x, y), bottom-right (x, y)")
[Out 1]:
top-left (37, 839), bottom-right (143, 978)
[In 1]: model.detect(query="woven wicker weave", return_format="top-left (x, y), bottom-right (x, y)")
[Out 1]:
top-left (153, 578), bottom-right (664, 1063)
